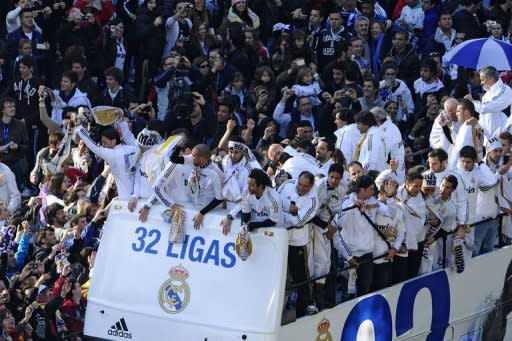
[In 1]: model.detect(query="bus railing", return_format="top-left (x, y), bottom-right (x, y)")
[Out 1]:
top-left (286, 209), bottom-right (507, 291)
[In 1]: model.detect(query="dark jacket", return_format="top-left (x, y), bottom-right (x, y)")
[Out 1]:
top-left (211, 62), bottom-right (238, 94)
top-left (421, 5), bottom-right (441, 55)
top-left (452, 9), bottom-right (486, 39)
top-left (135, 6), bottom-right (166, 59)
top-left (6, 28), bottom-right (45, 59)
top-left (227, 47), bottom-right (253, 82)
top-left (77, 74), bottom-right (100, 103)
top-left (488, 5), bottom-right (510, 32)
top-left (388, 44), bottom-right (420, 88)
top-left (0, 118), bottom-right (29, 166)
top-left (94, 87), bottom-right (134, 109)
top-left (3, 76), bottom-right (43, 125)
top-left (56, 21), bottom-right (101, 60)
top-left (165, 103), bottom-right (218, 145)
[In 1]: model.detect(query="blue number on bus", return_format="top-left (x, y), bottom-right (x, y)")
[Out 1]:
top-left (145, 229), bottom-right (161, 254)
top-left (132, 227), bottom-right (161, 254)
top-left (132, 227), bottom-right (147, 252)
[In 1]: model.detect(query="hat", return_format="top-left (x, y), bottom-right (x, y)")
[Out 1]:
top-left (231, 0), bottom-right (244, 6)
top-left (37, 284), bottom-right (49, 296)
top-left (422, 171), bottom-right (437, 188)
top-left (486, 137), bottom-right (502, 152)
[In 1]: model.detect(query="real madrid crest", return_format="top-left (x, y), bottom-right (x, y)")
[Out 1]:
top-left (316, 317), bottom-right (333, 341)
top-left (158, 265), bottom-right (190, 314)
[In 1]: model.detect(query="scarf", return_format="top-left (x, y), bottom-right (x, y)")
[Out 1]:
top-left (188, 160), bottom-right (211, 203)
top-left (352, 133), bottom-right (367, 161)
top-left (228, 7), bottom-right (260, 29)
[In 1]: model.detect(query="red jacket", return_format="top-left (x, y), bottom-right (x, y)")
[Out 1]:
top-left (72, 0), bottom-right (115, 26)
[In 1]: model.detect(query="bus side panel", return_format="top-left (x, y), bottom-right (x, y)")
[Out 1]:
top-left (84, 203), bottom-right (288, 341)
top-left (278, 246), bottom-right (512, 341)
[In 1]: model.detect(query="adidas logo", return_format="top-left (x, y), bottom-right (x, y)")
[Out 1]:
top-left (107, 318), bottom-right (132, 339)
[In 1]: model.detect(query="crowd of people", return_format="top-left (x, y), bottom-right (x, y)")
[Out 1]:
top-left (0, 0), bottom-right (511, 338)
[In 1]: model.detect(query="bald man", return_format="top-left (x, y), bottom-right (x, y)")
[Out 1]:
top-left (141, 144), bottom-right (223, 229)
top-left (429, 97), bottom-right (459, 153)
top-left (266, 143), bottom-right (284, 176)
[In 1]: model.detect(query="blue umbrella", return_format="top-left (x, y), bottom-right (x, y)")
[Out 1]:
top-left (444, 38), bottom-right (512, 71)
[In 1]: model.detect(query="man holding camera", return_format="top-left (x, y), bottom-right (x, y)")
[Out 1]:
top-left (273, 88), bottom-right (320, 138)
top-left (163, 1), bottom-right (193, 58)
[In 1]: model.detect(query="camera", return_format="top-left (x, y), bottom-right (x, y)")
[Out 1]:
top-left (504, 154), bottom-right (510, 164)
top-left (185, 3), bottom-right (193, 9)
top-left (172, 92), bottom-right (194, 119)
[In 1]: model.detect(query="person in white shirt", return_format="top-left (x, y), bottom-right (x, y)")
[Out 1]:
top-left (138, 138), bottom-right (193, 222)
top-left (278, 171), bottom-right (319, 316)
top-left (498, 132), bottom-right (512, 245)
top-left (418, 171), bottom-right (443, 275)
top-left (346, 161), bottom-right (366, 194)
top-left (315, 139), bottom-right (335, 176)
top-left (128, 121), bottom-right (181, 211)
top-left (50, 71), bottom-right (91, 127)
top-left (425, 148), bottom-right (469, 228)
top-left (373, 169), bottom-right (405, 290)
top-left (371, 106), bottom-right (405, 183)
top-left (276, 146), bottom-right (322, 180)
top-left (75, 125), bottom-right (138, 200)
top-left (448, 99), bottom-right (484, 168)
top-left (0, 162), bottom-right (21, 219)
top-left (222, 138), bottom-right (260, 208)
top-left (141, 144), bottom-right (223, 229)
top-left (398, 0), bottom-right (424, 31)
top-left (273, 88), bottom-right (319, 138)
top-left (457, 146), bottom-right (499, 260)
top-left (428, 175), bottom-right (459, 271)
top-left (353, 110), bottom-right (388, 173)
top-left (240, 169), bottom-right (282, 232)
top-left (334, 109), bottom-right (361, 164)
top-left (413, 59), bottom-right (445, 108)
top-left (379, 64), bottom-right (415, 122)
top-left (331, 175), bottom-right (379, 296)
top-left (466, 66), bottom-right (512, 139)
top-left (396, 171), bottom-right (427, 279)
top-left (430, 97), bottom-right (459, 153)
top-left (220, 138), bottom-right (262, 233)
top-left (310, 163), bottom-right (346, 308)
top-left (475, 137), bottom-right (510, 256)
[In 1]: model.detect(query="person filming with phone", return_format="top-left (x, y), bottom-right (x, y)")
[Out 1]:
top-left (273, 87), bottom-right (321, 138)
